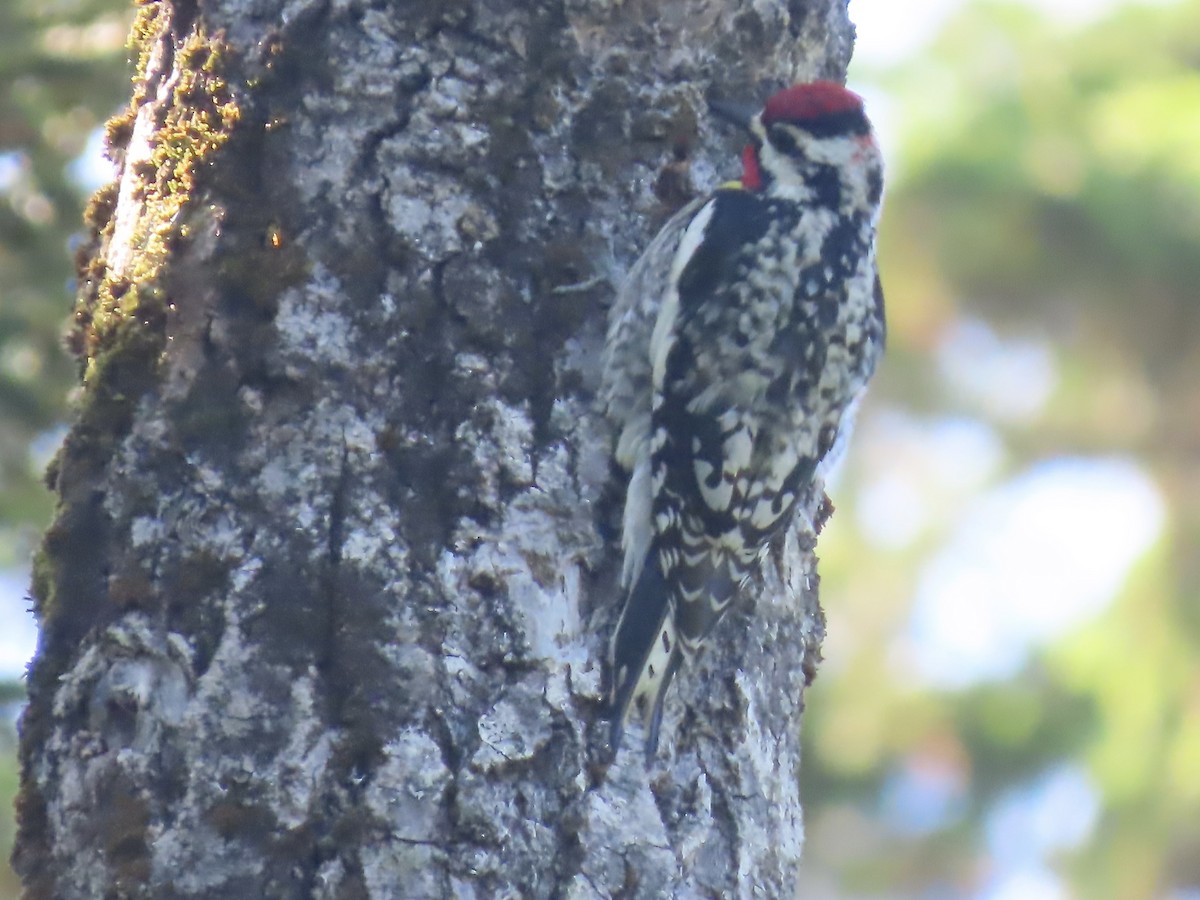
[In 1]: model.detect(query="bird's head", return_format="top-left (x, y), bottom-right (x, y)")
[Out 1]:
top-left (712, 81), bottom-right (882, 207)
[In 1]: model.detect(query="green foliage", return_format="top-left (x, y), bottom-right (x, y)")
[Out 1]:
top-left (0, 0), bottom-right (130, 545)
top-left (802, 1), bottom-right (1200, 896)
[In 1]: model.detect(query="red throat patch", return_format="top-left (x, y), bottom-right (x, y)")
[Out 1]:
top-left (761, 81), bottom-right (863, 126)
top-left (740, 144), bottom-right (763, 191)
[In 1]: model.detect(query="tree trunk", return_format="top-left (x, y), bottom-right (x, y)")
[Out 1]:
top-left (14, 0), bottom-right (853, 896)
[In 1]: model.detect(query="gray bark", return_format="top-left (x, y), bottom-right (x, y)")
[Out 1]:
top-left (15, 0), bottom-right (853, 896)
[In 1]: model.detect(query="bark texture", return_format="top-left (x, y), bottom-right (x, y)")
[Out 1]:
top-left (15, 0), bottom-right (853, 896)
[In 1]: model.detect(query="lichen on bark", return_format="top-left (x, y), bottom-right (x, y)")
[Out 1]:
top-left (15, 0), bottom-right (856, 897)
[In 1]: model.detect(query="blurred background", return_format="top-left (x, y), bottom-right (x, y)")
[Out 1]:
top-left (0, 0), bottom-right (1196, 896)
top-left (1, 0), bottom-right (131, 896)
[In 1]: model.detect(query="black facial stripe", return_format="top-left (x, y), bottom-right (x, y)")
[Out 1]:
top-left (801, 108), bottom-right (870, 138)
top-left (767, 124), bottom-right (799, 156)
top-left (769, 107), bottom-right (870, 141)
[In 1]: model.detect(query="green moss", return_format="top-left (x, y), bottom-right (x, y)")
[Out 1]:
top-left (82, 182), bottom-right (119, 232)
top-left (36, 16), bottom-right (245, 628)
top-left (72, 17), bottom-right (241, 386)
top-left (17, 9), bottom-right (321, 888)
top-left (127, 4), bottom-right (165, 104)
top-left (28, 546), bottom-right (54, 620)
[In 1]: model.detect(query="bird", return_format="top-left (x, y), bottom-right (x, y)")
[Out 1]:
top-left (600, 81), bottom-right (886, 757)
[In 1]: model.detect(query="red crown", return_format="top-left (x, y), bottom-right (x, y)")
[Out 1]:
top-left (761, 81), bottom-right (863, 125)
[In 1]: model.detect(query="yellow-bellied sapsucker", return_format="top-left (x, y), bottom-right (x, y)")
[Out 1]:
top-left (601, 81), bottom-right (885, 757)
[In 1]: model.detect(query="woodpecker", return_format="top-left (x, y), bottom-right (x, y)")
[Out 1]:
top-left (601, 81), bottom-right (885, 757)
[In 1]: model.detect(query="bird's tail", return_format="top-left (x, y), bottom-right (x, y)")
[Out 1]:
top-left (608, 561), bottom-right (683, 759)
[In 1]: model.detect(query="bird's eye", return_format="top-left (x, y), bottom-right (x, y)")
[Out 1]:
top-left (768, 124), bottom-right (800, 155)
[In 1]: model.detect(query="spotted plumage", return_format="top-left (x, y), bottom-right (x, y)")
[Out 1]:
top-left (601, 81), bottom-right (885, 757)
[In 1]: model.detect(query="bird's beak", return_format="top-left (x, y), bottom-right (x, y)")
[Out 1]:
top-left (708, 98), bottom-right (758, 132)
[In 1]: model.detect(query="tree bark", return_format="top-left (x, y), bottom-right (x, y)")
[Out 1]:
top-left (14, 0), bottom-right (853, 896)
